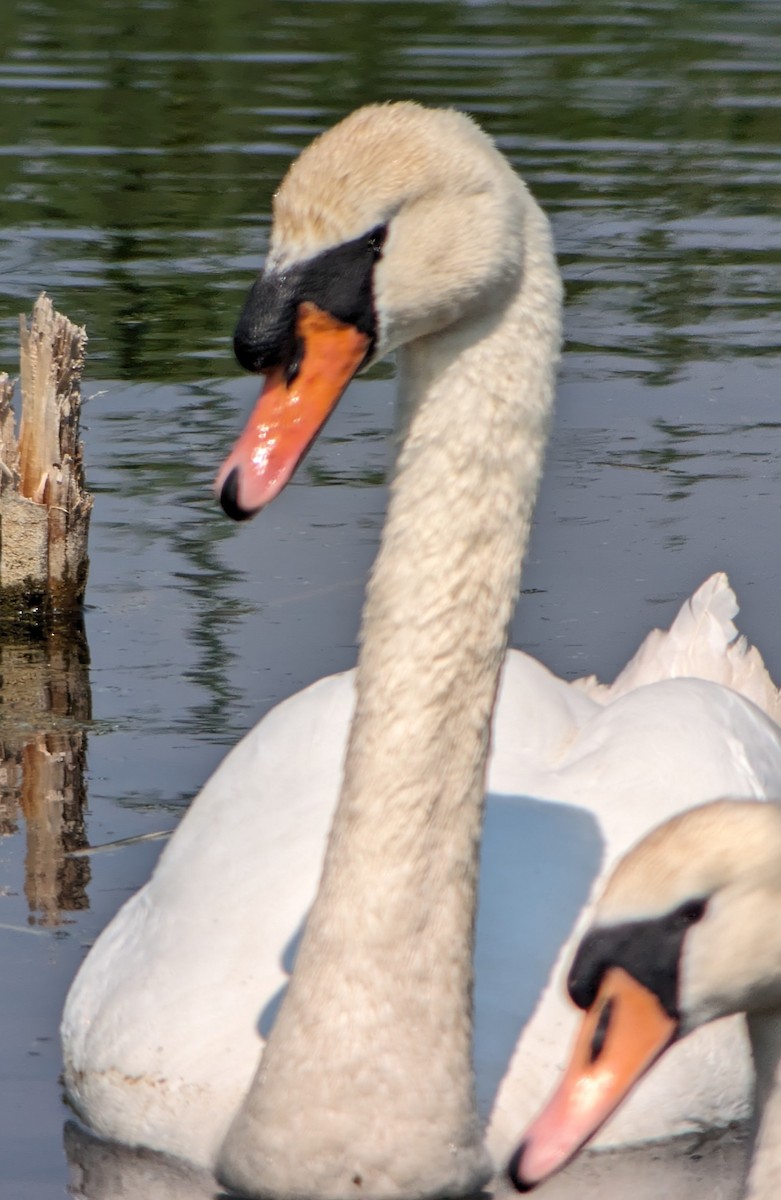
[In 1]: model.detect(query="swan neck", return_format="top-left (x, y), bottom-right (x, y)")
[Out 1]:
top-left (217, 186), bottom-right (561, 1200)
top-left (745, 1013), bottom-right (781, 1199)
top-left (340, 191), bottom-right (560, 891)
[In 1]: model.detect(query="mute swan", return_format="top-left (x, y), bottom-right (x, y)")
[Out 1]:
top-left (510, 799), bottom-right (781, 1199)
top-left (61, 103), bottom-right (781, 1198)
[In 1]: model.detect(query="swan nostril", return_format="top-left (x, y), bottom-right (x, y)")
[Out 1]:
top-left (219, 467), bottom-right (256, 522)
top-left (284, 335), bottom-right (304, 387)
top-left (589, 996), bottom-right (613, 1064)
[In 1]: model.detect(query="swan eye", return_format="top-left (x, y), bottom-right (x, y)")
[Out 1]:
top-left (366, 224), bottom-right (388, 259)
top-left (669, 897), bottom-right (708, 930)
top-left (568, 897), bottom-right (710, 1016)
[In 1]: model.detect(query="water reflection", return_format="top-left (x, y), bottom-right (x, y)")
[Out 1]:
top-left (64, 1122), bottom-right (218, 1200)
top-left (0, 618), bottom-right (91, 925)
top-left (0, 1), bottom-right (780, 1196)
top-left (1, 0), bottom-right (779, 380)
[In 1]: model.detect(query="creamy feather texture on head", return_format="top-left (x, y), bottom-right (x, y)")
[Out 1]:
top-left (601, 800), bottom-right (781, 919)
top-left (271, 105), bottom-right (523, 290)
top-left (269, 104), bottom-right (541, 374)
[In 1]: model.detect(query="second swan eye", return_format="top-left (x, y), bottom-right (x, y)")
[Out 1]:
top-left (366, 224), bottom-right (388, 259)
top-left (670, 897), bottom-right (708, 930)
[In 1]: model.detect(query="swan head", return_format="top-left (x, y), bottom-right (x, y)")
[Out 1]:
top-left (216, 101), bottom-right (544, 519)
top-left (509, 799), bottom-right (781, 1192)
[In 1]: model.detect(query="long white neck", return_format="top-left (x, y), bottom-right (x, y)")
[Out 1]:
top-left (745, 1014), bottom-right (781, 1199)
top-left (218, 194), bottom-right (561, 1200)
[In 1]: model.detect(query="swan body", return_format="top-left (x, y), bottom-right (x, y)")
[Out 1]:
top-left (63, 581), bottom-right (781, 1177)
top-left (511, 800), bottom-right (781, 1199)
top-left (61, 103), bottom-right (781, 1197)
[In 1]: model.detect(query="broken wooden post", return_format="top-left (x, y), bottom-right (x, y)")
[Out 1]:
top-left (0, 293), bottom-right (92, 623)
top-left (0, 296), bottom-right (93, 924)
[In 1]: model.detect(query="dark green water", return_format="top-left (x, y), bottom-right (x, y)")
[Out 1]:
top-left (2, 0), bottom-right (780, 382)
top-left (0, 1), bottom-right (780, 1195)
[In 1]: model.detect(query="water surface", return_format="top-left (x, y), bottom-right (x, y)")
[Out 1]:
top-left (0, 1), bottom-right (780, 1195)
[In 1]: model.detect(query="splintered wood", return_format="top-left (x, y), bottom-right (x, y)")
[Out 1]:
top-left (0, 294), bottom-right (92, 619)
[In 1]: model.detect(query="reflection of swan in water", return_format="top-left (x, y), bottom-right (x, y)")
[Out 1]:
top-left (61, 103), bottom-right (781, 1197)
top-left (64, 1121), bottom-right (215, 1200)
top-left (512, 800), bottom-right (781, 1200)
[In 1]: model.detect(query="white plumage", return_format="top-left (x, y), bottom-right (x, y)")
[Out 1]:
top-left (61, 103), bottom-right (781, 1198)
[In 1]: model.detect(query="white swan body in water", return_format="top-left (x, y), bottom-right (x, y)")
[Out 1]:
top-left (511, 799), bottom-right (781, 1200)
top-left (62, 103), bottom-right (781, 1198)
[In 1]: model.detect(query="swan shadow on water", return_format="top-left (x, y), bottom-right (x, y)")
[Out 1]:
top-left (260, 793), bottom-right (604, 1119)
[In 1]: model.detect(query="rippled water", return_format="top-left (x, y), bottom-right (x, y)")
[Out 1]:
top-left (1, 1), bottom-right (780, 1195)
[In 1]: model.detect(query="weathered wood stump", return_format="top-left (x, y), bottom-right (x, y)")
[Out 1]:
top-left (0, 296), bottom-right (93, 923)
top-left (0, 293), bottom-right (92, 622)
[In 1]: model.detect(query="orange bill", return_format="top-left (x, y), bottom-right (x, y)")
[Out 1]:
top-left (509, 966), bottom-right (678, 1192)
top-left (215, 301), bottom-right (370, 518)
